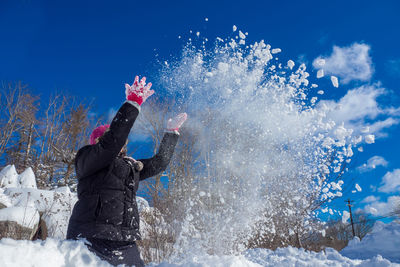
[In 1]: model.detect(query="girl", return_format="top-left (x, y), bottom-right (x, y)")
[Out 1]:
top-left (67, 76), bottom-right (187, 266)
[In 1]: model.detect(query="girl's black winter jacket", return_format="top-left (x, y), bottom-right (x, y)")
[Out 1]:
top-left (66, 102), bottom-right (178, 242)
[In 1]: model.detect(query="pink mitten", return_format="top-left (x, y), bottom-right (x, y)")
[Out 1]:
top-left (167, 113), bottom-right (188, 132)
top-left (125, 76), bottom-right (155, 106)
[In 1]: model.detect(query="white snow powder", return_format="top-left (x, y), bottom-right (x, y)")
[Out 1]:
top-left (271, 48), bottom-right (281, 54)
top-left (314, 58), bottom-right (326, 67)
top-left (365, 134), bottom-right (375, 144)
top-left (355, 184), bottom-right (362, 192)
top-left (316, 69), bottom-right (324, 78)
top-left (287, 60), bottom-right (295, 69)
top-left (331, 76), bottom-right (339, 87)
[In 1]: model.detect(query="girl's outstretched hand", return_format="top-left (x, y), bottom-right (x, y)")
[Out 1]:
top-left (167, 113), bottom-right (188, 132)
top-left (125, 76), bottom-right (155, 106)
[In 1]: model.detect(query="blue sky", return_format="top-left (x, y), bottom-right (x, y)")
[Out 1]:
top-left (1, 0), bottom-right (399, 220)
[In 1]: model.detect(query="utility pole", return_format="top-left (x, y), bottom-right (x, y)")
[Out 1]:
top-left (346, 199), bottom-right (356, 238)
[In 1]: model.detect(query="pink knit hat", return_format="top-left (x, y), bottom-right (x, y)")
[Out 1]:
top-left (90, 124), bottom-right (110, 145)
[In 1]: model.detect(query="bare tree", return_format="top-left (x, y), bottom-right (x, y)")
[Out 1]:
top-left (1, 82), bottom-right (95, 189)
top-left (0, 82), bottom-right (29, 163)
top-left (56, 101), bottom-right (93, 186)
top-left (2, 82), bottom-right (39, 172)
top-left (34, 94), bottom-right (69, 187)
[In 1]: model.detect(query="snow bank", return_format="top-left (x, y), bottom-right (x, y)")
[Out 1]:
top-left (341, 221), bottom-right (400, 263)
top-left (244, 247), bottom-right (395, 267)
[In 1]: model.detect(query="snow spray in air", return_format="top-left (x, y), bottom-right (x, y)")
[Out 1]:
top-left (157, 28), bottom-right (365, 258)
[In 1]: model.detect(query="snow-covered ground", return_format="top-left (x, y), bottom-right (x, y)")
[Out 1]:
top-left (0, 237), bottom-right (398, 267)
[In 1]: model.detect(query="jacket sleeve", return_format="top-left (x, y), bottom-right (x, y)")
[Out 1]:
top-left (75, 102), bottom-right (140, 179)
top-left (138, 132), bottom-right (179, 181)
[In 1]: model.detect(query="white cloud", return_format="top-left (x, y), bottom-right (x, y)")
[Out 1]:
top-left (313, 43), bottom-right (373, 84)
top-left (368, 118), bottom-right (399, 138)
top-left (378, 169), bottom-right (400, 193)
top-left (361, 195), bottom-right (380, 203)
top-left (363, 196), bottom-right (400, 216)
top-left (317, 84), bottom-right (399, 137)
top-left (357, 156), bottom-right (388, 173)
top-left (386, 107), bottom-right (400, 116)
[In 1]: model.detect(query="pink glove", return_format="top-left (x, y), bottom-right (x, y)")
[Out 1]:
top-left (125, 76), bottom-right (155, 106)
top-left (167, 113), bottom-right (188, 132)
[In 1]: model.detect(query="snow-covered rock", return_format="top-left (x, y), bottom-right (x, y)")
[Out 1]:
top-left (1, 187), bottom-right (77, 239)
top-left (341, 221), bottom-right (400, 263)
top-left (18, 167), bottom-right (37, 189)
top-left (0, 165), bottom-right (78, 238)
top-left (0, 206), bottom-right (40, 240)
top-left (0, 206), bottom-right (39, 229)
top-left (0, 165), bottom-right (37, 189)
top-left (0, 165), bottom-right (19, 188)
